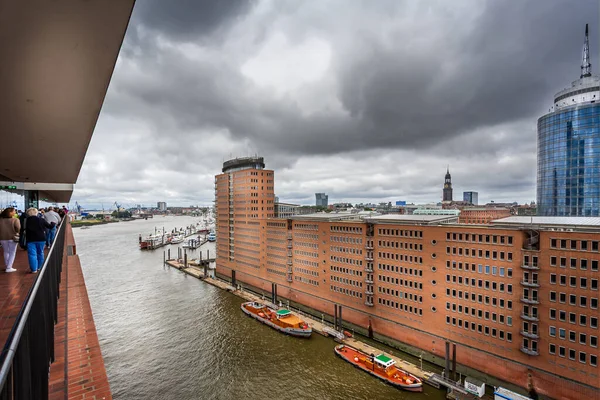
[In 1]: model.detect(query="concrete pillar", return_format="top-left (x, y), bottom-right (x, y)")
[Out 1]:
top-left (334, 304), bottom-right (338, 330)
top-left (231, 270), bottom-right (236, 286)
top-left (338, 305), bottom-right (343, 331)
top-left (452, 343), bottom-right (457, 381)
top-left (445, 341), bottom-right (450, 378)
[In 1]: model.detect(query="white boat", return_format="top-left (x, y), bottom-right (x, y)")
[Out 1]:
top-left (207, 232), bottom-right (216, 242)
top-left (170, 235), bottom-right (184, 244)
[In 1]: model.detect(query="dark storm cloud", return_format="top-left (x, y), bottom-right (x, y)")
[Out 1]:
top-left (109, 0), bottom-right (598, 158)
top-left (131, 0), bottom-right (255, 41)
top-left (72, 0), bottom-right (598, 206)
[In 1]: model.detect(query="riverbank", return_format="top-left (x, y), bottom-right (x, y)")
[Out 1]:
top-left (162, 257), bottom-right (443, 391)
top-left (71, 219), bottom-right (118, 228)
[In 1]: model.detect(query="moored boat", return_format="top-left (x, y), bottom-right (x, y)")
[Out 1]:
top-left (334, 344), bottom-right (423, 392)
top-left (241, 301), bottom-right (312, 338)
top-left (170, 234), bottom-right (184, 244)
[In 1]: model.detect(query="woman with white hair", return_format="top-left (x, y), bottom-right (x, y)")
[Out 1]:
top-left (24, 207), bottom-right (55, 273)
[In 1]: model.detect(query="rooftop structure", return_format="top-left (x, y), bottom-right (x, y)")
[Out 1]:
top-left (413, 208), bottom-right (461, 216)
top-left (221, 156), bottom-right (265, 173)
top-left (366, 214), bottom-right (459, 225)
top-left (492, 216), bottom-right (600, 230)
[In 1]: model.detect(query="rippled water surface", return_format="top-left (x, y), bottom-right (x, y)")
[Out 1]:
top-left (75, 216), bottom-right (446, 400)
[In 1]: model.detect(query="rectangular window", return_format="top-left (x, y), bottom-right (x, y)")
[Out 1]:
top-left (580, 333), bottom-right (587, 345)
top-left (559, 346), bottom-right (565, 357)
top-left (569, 349), bottom-right (576, 360)
top-left (549, 326), bottom-right (556, 337)
top-left (591, 355), bottom-right (597, 367)
top-left (549, 343), bottom-right (556, 354)
top-left (559, 328), bottom-right (566, 339)
top-left (551, 256), bottom-right (557, 266)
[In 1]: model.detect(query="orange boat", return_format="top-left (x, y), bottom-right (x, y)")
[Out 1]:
top-left (241, 301), bottom-right (312, 338)
top-left (334, 344), bottom-right (423, 392)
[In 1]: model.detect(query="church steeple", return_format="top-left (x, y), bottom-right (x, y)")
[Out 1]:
top-left (443, 166), bottom-right (453, 202)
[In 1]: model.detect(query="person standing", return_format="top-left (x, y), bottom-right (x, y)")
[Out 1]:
top-left (43, 206), bottom-right (61, 247)
top-left (24, 208), bottom-right (54, 273)
top-left (0, 207), bottom-right (21, 273)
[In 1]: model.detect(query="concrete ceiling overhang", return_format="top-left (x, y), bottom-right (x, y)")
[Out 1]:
top-left (0, 0), bottom-right (135, 202)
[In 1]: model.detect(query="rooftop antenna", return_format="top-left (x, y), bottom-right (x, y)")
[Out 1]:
top-left (581, 23), bottom-right (592, 78)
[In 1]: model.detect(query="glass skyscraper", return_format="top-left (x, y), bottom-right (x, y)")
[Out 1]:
top-left (537, 25), bottom-right (600, 216)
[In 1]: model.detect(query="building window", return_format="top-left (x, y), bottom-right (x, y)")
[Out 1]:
top-left (549, 343), bottom-right (556, 354)
top-left (559, 328), bottom-right (566, 339)
top-left (591, 354), bottom-right (598, 367)
top-left (569, 349), bottom-right (576, 360)
top-left (549, 326), bottom-right (556, 337)
top-left (559, 346), bottom-right (566, 357)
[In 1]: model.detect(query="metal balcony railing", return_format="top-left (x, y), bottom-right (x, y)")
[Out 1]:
top-left (0, 219), bottom-right (66, 399)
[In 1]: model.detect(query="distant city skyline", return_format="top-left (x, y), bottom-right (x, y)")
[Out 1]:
top-left (63, 1), bottom-right (598, 209)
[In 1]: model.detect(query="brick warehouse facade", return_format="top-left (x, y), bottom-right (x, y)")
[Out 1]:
top-left (215, 160), bottom-right (599, 399)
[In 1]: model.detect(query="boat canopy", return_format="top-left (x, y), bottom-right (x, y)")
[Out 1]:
top-left (374, 354), bottom-right (396, 368)
top-left (276, 309), bottom-right (292, 317)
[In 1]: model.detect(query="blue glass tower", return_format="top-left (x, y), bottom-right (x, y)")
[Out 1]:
top-left (537, 25), bottom-right (600, 216)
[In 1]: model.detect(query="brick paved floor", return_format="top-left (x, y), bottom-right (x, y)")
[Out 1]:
top-left (0, 224), bottom-right (112, 399)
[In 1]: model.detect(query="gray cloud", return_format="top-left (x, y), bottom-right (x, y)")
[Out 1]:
top-left (131, 0), bottom-right (254, 41)
top-left (71, 0), bottom-right (598, 208)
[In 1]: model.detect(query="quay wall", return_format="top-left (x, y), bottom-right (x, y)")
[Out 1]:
top-left (217, 265), bottom-right (598, 400)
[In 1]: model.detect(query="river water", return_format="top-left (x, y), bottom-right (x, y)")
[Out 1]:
top-left (74, 216), bottom-right (446, 400)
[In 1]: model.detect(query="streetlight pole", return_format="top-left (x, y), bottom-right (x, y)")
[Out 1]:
top-left (420, 353), bottom-right (423, 371)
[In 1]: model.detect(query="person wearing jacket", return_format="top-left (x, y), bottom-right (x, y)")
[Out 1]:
top-left (0, 207), bottom-right (21, 273)
top-left (24, 208), bottom-right (55, 273)
top-left (43, 206), bottom-right (61, 247)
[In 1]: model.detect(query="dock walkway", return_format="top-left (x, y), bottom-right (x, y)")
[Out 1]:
top-left (162, 257), bottom-right (438, 387)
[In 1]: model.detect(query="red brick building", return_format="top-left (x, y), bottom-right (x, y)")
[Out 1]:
top-left (459, 207), bottom-right (512, 224)
top-left (215, 160), bottom-right (599, 399)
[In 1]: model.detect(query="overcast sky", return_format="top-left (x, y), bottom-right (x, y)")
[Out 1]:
top-left (70, 0), bottom-right (599, 209)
